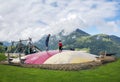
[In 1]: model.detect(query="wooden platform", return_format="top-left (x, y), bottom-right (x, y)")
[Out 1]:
top-left (96, 56), bottom-right (116, 63)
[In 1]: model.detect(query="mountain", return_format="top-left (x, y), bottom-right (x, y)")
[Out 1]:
top-left (74, 34), bottom-right (120, 56)
top-left (1, 28), bottom-right (120, 56)
top-left (35, 29), bottom-right (120, 56)
top-left (109, 35), bottom-right (120, 45)
top-left (34, 29), bottom-right (90, 50)
top-left (2, 41), bottom-right (11, 46)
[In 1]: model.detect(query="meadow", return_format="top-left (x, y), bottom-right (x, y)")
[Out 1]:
top-left (0, 56), bottom-right (120, 82)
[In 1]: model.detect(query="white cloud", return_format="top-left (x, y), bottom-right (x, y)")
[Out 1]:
top-left (46, 13), bottom-right (86, 36)
top-left (0, 0), bottom-right (120, 42)
top-left (97, 21), bottom-right (120, 35)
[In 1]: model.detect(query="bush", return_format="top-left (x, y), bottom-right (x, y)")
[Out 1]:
top-left (0, 53), bottom-right (6, 61)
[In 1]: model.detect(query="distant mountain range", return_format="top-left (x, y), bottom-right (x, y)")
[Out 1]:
top-left (2, 41), bottom-right (11, 46)
top-left (35, 29), bottom-right (120, 56)
top-left (1, 28), bottom-right (120, 56)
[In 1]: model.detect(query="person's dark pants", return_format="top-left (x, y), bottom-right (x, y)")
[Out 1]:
top-left (45, 42), bottom-right (49, 51)
top-left (59, 46), bottom-right (62, 52)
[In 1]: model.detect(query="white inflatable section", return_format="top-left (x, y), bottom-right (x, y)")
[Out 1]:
top-left (11, 56), bottom-right (27, 63)
top-left (44, 51), bottom-right (97, 64)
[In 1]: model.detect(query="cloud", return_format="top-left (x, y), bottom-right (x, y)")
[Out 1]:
top-left (46, 13), bottom-right (86, 36)
top-left (0, 0), bottom-right (120, 42)
top-left (96, 20), bottom-right (120, 36)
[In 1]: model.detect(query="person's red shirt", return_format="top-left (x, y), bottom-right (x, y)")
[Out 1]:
top-left (58, 42), bottom-right (62, 47)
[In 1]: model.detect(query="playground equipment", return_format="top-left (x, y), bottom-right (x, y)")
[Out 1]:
top-left (6, 38), bottom-right (41, 64)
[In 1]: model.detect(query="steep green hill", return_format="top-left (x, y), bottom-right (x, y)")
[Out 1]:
top-left (74, 34), bottom-right (120, 56)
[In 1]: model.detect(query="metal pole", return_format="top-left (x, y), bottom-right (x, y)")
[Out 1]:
top-left (19, 53), bottom-right (22, 64)
top-left (7, 53), bottom-right (10, 64)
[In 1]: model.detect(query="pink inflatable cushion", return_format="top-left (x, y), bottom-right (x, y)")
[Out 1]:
top-left (24, 50), bottom-right (59, 64)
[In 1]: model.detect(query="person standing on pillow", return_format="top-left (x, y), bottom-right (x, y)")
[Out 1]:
top-left (45, 34), bottom-right (51, 51)
top-left (58, 40), bottom-right (63, 52)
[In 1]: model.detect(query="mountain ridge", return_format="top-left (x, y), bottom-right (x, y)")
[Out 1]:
top-left (1, 28), bottom-right (120, 56)
top-left (34, 28), bottom-right (120, 56)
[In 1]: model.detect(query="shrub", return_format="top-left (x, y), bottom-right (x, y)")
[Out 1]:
top-left (0, 53), bottom-right (6, 61)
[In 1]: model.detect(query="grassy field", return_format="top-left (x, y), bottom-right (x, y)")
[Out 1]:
top-left (0, 58), bottom-right (120, 82)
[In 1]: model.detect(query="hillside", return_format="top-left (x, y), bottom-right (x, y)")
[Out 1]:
top-left (75, 34), bottom-right (120, 56)
top-left (35, 29), bottom-right (120, 56)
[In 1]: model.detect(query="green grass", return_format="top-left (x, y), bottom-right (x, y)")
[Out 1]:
top-left (0, 59), bottom-right (120, 82)
top-left (0, 53), bottom-right (6, 61)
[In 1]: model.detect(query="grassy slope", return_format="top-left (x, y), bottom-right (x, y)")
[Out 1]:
top-left (0, 59), bottom-right (120, 82)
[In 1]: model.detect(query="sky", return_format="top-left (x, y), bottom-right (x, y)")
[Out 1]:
top-left (0, 0), bottom-right (120, 42)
